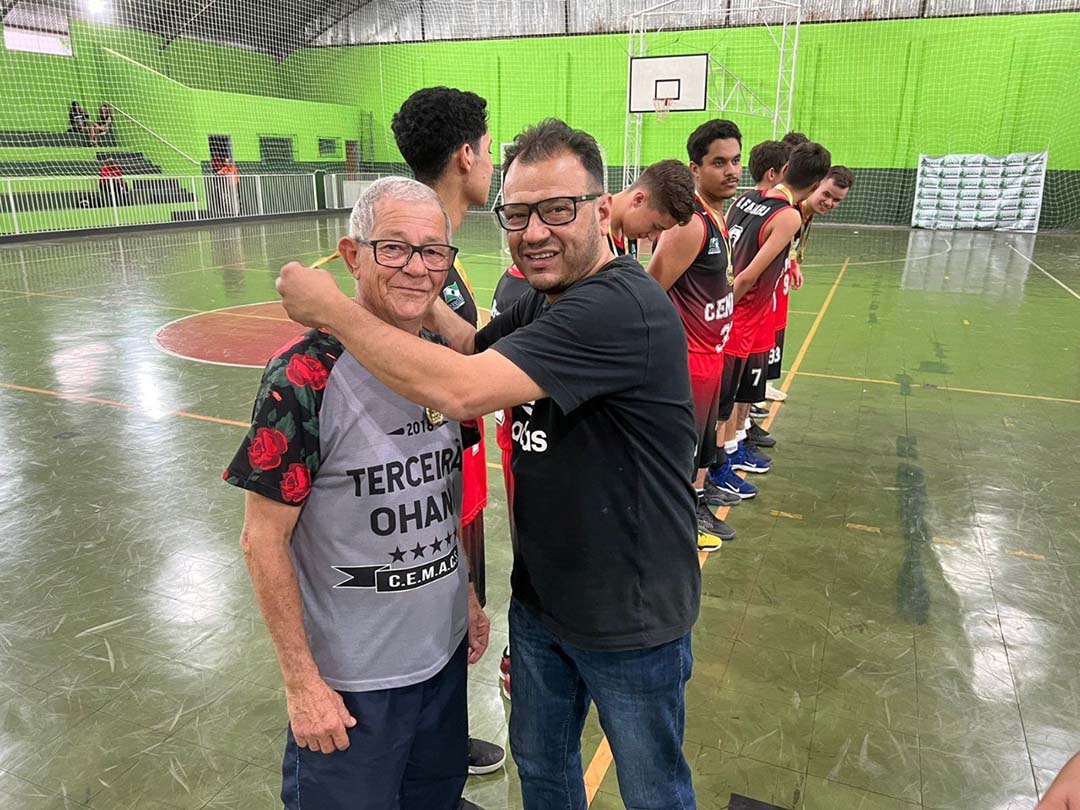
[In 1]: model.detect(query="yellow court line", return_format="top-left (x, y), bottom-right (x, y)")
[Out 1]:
top-left (583, 258), bottom-right (851, 803)
top-left (583, 738), bottom-right (614, 801)
top-left (787, 309), bottom-right (818, 315)
top-left (0, 382), bottom-right (249, 428)
top-left (793, 371), bottom-right (1080, 406)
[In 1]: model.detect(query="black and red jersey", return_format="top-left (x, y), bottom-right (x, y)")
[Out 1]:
top-left (791, 204), bottom-right (814, 263)
top-left (491, 264), bottom-right (531, 322)
top-left (665, 195), bottom-right (734, 355)
top-left (726, 189), bottom-right (795, 357)
top-left (607, 230), bottom-right (638, 261)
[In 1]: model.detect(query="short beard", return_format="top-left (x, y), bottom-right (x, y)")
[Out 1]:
top-left (550, 226), bottom-right (605, 295)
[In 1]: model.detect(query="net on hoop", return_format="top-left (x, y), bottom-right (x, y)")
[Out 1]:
top-left (653, 97), bottom-right (673, 121)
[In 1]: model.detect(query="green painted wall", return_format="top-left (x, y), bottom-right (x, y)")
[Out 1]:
top-left (3, 11), bottom-right (1079, 233)
top-left (329, 12), bottom-right (1080, 171)
top-left (0, 20), bottom-right (360, 177)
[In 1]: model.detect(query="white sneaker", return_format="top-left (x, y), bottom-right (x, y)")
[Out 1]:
top-left (765, 384), bottom-right (787, 402)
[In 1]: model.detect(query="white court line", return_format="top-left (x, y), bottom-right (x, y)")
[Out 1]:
top-left (1009, 244), bottom-right (1080, 302)
top-left (0, 222), bottom-right (333, 267)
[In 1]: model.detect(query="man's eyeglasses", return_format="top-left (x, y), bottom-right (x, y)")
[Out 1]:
top-left (359, 239), bottom-right (459, 272)
top-left (493, 194), bottom-right (601, 232)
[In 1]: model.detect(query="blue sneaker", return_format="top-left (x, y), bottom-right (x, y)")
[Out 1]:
top-left (709, 464), bottom-right (758, 499)
top-left (731, 441), bottom-right (771, 474)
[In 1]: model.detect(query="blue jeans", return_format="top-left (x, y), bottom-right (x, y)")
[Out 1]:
top-left (508, 599), bottom-right (695, 810)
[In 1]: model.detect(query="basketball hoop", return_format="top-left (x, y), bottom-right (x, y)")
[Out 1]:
top-left (653, 97), bottom-right (673, 121)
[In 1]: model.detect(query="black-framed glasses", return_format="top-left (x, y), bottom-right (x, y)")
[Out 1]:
top-left (493, 194), bottom-right (601, 232)
top-left (359, 239), bottom-right (459, 272)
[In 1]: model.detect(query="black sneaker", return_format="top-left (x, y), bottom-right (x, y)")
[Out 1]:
top-left (468, 737), bottom-right (506, 775)
top-left (750, 403), bottom-right (770, 420)
top-left (748, 422), bottom-right (776, 448)
top-left (703, 478), bottom-right (741, 507)
top-left (743, 439), bottom-right (772, 465)
top-left (459, 800), bottom-right (484, 809)
top-left (697, 503), bottom-right (735, 550)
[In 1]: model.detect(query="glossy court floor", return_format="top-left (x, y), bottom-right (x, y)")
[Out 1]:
top-left (0, 212), bottom-right (1078, 810)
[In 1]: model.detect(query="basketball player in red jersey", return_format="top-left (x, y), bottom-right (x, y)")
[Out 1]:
top-left (713, 143), bottom-right (831, 492)
top-left (647, 119), bottom-right (745, 549)
top-left (606, 159), bottom-right (695, 260)
top-left (766, 165), bottom-right (856, 401)
top-left (391, 87), bottom-right (506, 795)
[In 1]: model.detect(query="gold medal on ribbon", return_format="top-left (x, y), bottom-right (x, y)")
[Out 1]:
top-left (425, 407), bottom-right (445, 427)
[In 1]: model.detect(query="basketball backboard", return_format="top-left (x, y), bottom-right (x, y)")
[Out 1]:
top-left (628, 54), bottom-right (709, 114)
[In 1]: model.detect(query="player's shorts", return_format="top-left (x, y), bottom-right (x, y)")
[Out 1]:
top-left (718, 352), bottom-right (746, 423)
top-left (461, 421), bottom-right (488, 604)
top-left (462, 421), bottom-right (488, 526)
top-left (736, 352), bottom-right (769, 403)
top-left (767, 328), bottom-right (786, 381)
top-left (688, 352), bottom-right (723, 469)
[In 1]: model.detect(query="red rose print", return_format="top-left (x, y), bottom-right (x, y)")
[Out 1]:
top-left (248, 427), bottom-right (289, 471)
top-left (280, 463), bottom-right (312, 503)
top-left (285, 354), bottom-right (329, 391)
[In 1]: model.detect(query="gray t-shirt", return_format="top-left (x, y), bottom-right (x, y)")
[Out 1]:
top-left (225, 330), bottom-right (468, 692)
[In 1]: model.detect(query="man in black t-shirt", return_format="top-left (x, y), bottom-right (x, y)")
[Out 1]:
top-left (275, 119), bottom-right (700, 810)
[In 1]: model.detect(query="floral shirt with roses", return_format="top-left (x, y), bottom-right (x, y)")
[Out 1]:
top-left (223, 327), bottom-right (473, 691)
top-left (223, 329), bottom-right (339, 505)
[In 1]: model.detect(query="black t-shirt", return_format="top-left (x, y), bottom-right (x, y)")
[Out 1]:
top-left (491, 266), bottom-right (532, 321)
top-left (475, 255), bottom-right (700, 651)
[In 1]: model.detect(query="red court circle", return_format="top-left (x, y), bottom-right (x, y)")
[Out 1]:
top-left (153, 302), bottom-right (308, 368)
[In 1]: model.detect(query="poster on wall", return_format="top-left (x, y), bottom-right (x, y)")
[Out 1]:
top-left (911, 151), bottom-right (1047, 233)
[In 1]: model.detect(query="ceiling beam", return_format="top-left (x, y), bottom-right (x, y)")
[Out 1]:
top-left (297, 0), bottom-right (375, 48)
top-left (0, 0), bottom-right (23, 22)
top-left (161, 0), bottom-right (222, 47)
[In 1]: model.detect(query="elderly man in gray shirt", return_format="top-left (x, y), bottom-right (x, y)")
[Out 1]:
top-left (224, 177), bottom-right (488, 810)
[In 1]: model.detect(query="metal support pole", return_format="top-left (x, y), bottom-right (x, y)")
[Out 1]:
top-left (109, 181), bottom-right (120, 226)
top-left (6, 179), bottom-right (18, 235)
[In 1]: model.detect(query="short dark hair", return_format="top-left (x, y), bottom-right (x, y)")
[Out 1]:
top-left (503, 118), bottom-right (605, 190)
top-left (634, 160), bottom-right (696, 225)
top-left (686, 119), bottom-right (742, 165)
top-left (785, 142), bottom-right (831, 190)
top-left (391, 87), bottom-right (488, 185)
top-left (826, 165), bottom-right (855, 189)
top-left (781, 131), bottom-right (809, 147)
top-left (748, 140), bottom-right (790, 183)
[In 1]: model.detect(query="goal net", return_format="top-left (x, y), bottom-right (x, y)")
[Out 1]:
top-left (1, 0), bottom-right (1078, 236)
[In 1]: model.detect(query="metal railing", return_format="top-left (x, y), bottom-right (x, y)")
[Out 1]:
top-left (323, 172), bottom-right (385, 211)
top-left (0, 172), bottom-right (319, 237)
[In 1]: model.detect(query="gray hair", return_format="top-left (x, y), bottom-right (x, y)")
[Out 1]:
top-left (348, 176), bottom-right (452, 243)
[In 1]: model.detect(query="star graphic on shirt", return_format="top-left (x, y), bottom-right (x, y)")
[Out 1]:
top-left (445, 531), bottom-right (455, 547)
top-left (430, 535), bottom-right (443, 553)
top-left (388, 546), bottom-right (406, 563)
top-left (410, 542), bottom-right (426, 559)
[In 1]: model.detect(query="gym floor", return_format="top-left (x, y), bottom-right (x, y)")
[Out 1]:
top-left (0, 212), bottom-right (1077, 809)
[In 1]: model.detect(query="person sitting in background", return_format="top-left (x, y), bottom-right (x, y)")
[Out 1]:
top-left (92, 103), bottom-right (113, 146)
top-left (69, 102), bottom-right (91, 142)
top-left (98, 160), bottom-right (128, 199)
